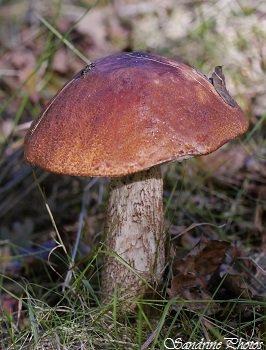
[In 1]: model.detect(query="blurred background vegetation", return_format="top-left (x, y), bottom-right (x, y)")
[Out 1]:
top-left (0, 0), bottom-right (265, 348)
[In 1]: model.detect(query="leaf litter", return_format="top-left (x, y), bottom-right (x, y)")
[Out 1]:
top-left (0, 0), bottom-right (265, 347)
top-left (168, 235), bottom-right (266, 325)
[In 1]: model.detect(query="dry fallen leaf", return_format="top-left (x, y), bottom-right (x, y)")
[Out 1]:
top-left (168, 237), bottom-right (230, 313)
top-left (173, 236), bottom-right (230, 277)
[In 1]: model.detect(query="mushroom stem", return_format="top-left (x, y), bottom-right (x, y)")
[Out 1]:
top-left (101, 165), bottom-right (165, 304)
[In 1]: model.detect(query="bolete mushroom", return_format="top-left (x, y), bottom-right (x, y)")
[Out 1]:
top-left (24, 52), bottom-right (248, 304)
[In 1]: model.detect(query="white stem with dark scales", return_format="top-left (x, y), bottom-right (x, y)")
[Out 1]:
top-left (101, 165), bottom-right (165, 305)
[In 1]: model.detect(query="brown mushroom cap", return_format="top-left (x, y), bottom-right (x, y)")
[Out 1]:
top-left (24, 52), bottom-right (248, 177)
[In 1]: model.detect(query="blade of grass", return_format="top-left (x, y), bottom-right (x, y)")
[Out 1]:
top-left (31, 166), bottom-right (68, 257)
top-left (26, 295), bottom-right (39, 344)
top-left (82, 279), bottom-right (100, 306)
top-left (37, 15), bottom-right (91, 65)
top-left (243, 112), bottom-right (266, 144)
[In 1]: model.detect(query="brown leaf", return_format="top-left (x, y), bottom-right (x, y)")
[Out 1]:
top-left (193, 240), bottom-right (231, 277)
top-left (169, 237), bottom-right (230, 313)
top-left (173, 237), bottom-right (230, 277)
top-left (168, 274), bottom-right (219, 313)
top-left (211, 66), bottom-right (236, 107)
top-left (168, 274), bottom-right (203, 297)
top-left (173, 255), bottom-right (196, 276)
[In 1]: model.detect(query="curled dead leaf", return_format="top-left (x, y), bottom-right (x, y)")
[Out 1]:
top-left (173, 236), bottom-right (230, 277)
top-left (169, 237), bottom-right (230, 313)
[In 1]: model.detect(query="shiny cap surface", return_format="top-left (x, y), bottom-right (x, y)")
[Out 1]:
top-left (24, 52), bottom-right (248, 176)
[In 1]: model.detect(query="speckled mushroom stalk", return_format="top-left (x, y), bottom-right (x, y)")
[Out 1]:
top-left (101, 166), bottom-right (165, 303)
top-left (24, 51), bottom-right (248, 307)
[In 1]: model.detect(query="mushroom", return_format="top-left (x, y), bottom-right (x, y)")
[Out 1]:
top-left (24, 52), bottom-right (248, 305)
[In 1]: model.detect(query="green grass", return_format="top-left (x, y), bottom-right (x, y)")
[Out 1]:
top-left (0, 0), bottom-right (266, 348)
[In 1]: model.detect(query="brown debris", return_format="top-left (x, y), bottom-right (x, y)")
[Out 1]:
top-left (168, 237), bottom-right (230, 312)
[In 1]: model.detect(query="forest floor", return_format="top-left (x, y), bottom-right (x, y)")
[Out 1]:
top-left (0, 0), bottom-right (265, 349)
